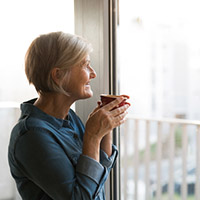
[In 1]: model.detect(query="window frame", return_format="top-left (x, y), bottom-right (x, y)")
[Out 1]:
top-left (74, 0), bottom-right (120, 199)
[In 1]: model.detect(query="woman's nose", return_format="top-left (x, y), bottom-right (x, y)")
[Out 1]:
top-left (90, 66), bottom-right (97, 79)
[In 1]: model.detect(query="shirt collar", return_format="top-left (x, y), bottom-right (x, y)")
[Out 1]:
top-left (20, 98), bottom-right (71, 129)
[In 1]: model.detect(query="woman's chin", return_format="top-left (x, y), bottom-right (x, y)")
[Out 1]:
top-left (84, 90), bottom-right (93, 99)
top-left (87, 92), bottom-right (93, 98)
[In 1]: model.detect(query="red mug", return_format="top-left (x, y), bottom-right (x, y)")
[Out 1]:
top-left (100, 94), bottom-right (130, 108)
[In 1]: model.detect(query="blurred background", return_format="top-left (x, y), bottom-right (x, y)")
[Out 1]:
top-left (0, 1), bottom-right (74, 199)
top-left (118, 0), bottom-right (200, 199)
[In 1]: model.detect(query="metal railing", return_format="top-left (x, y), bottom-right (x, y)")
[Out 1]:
top-left (121, 114), bottom-right (200, 200)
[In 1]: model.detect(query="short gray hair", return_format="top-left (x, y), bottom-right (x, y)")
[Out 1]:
top-left (25, 31), bottom-right (93, 94)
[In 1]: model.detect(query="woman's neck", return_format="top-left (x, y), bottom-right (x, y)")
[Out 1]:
top-left (34, 93), bottom-right (74, 120)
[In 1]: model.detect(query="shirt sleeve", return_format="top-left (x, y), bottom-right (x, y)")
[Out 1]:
top-left (100, 145), bottom-right (118, 170)
top-left (14, 128), bottom-right (109, 200)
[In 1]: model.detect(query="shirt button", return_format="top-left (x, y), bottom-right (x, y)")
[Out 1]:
top-left (73, 134), bottom-right (78, 139)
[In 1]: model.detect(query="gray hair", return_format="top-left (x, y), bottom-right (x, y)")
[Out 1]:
top-left (25, 31), bottom-right (93, 95)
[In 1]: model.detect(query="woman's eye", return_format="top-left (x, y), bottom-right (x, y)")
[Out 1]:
top-left (83, 64), bottom-right (88, 69)
top-left (85, 62), bottom-right (90, 68)
top-left (81, 61), bottom-right (91, 69)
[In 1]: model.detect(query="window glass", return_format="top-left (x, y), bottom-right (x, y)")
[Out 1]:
top-left (0, 0), bottom-right (74, 103)
top-left (118, 0), bottom-right (200, 199)
top-left (0, 1), bottom-right (74, 199)
top-left (118, 0), bottom-right (200, 119)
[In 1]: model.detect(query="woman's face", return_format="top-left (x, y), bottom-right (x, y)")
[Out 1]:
top-left (62, 54), bottom-right (96, 100)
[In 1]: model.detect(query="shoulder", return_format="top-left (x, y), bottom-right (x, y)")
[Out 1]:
top-left (10, 117), bottom-right (61, 163)
top-left (8, 116), bottom-right (54, 166)
top-left (25, 116), bottom-right (51, 130)
top-left (10, 115), bottom-right (57, 149)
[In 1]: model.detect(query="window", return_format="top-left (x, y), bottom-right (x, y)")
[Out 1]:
top-left (0, 1), bottom-right (74, 199)
top-left (118, 0), bottom-right (200, 199)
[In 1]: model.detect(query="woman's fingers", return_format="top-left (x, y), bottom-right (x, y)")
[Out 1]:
top-left (85, 98), bottom-right (130, 140)
top-left (112, 110), bottom-right (128, 127)
top-left (100, 100), bottom-right (130, 128)
top-left (102, 97), bottom-right (124, 111)
top-left (111, 103), bottom-right (129, 117)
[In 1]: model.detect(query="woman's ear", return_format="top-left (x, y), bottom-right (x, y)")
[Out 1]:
top-left (51, 67), bottom-right (63, 86)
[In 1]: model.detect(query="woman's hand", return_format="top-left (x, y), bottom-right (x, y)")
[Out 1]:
top-left (85, 97), bottom-right (129, 140)
top-left (83, 97), bottom-right (129, 161)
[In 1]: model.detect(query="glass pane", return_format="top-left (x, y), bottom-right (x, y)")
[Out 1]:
top-left (0, 1), bottom-right (74, 199)
top-left (0, 0), bottom-right (74, 103)
top-left (118, 0), bottom-right (200, 199)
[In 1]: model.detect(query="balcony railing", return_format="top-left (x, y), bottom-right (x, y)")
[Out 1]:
top-left (121, 114), bottom-right (200, 200)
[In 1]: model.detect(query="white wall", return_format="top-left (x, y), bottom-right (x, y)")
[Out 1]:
top-left (0, 106), bottom-right (20, 199)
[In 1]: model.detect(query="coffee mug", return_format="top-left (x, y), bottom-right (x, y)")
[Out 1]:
top-left (100, 94), bottom-right (130, 108)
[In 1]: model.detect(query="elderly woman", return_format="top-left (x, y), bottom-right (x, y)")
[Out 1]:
top-left (8, 32), bottom-right (129, 200)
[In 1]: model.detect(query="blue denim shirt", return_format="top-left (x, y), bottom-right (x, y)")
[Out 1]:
top-left (8, 99), bottom-right (118, 200)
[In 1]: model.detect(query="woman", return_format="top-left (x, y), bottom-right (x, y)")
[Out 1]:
top-left (8, 32), bottom-right (130, 200)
